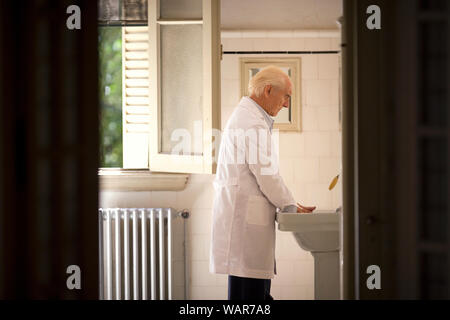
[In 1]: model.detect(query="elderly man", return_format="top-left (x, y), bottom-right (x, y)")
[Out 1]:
top-left (210, 66), bottom-right (316, 300)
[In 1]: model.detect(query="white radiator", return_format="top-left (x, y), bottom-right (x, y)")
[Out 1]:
top-left (98, 208), bottom-right (188, 300)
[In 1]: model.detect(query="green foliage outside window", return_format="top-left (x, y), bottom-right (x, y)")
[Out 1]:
top-left (99, 27), bottom-right (123, 168)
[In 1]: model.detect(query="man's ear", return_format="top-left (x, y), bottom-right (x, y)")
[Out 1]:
top-left (264, 85), bottom-right (272, 97)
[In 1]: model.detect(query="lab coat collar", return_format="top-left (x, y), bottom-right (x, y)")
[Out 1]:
top-left (239, 96), bottom-right (274, 133)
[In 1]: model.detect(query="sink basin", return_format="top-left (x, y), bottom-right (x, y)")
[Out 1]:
top-left (276, 210), bottom-right (341, 300)
top-left (276, 210), bottom-right (340, 252)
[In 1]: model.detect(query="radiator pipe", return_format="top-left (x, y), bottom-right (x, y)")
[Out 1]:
top-left (178, 209), bottom-right (189, 300)
top-left (150, 209), bottom-right (156, 300)
top-left (159, 208), bottom-right (165, 299)
top-left (132, 209), bottom-right (139, 300)
top-left (123, 209), bottom-right (130, 300)
top-left (168, 208), bottom-right (173, 300)
top-left (115, 209), bottom-right (121, 300)
top-left (105, 210), bottom-right (112, 300)
top-left (141, 208), bottom-right (147, 300)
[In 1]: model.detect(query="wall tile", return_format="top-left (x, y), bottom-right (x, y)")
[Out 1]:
top-left (304, 132), bottom-right (332, 157)
top-left (281, 38), bottom-right (305, 51)
top-left (316, 106), bottom-right (339, 131)
top-left (293, 30), bottom-right (320, 38)
top-left (99, 191), bottom-right (115, 208)
top-left (221, 38), bottom-right (234, 52)
top-left (293, 260), bottom-right (315, 286)
top-left (190, 286), bottom-right (227, 300)
top-left (304, 38), bottom-right (332, 51)
top-left (188, 234), bottom-right (209, 261)
top-left (301, 79), bottom-right (307, 106)
top-left (278, 158), bottom-right (294, 185)
top-left (269, 30), bottom-right (295, 38)
top-left (151, 191), bottom-right (178, 208)
top-left (331, 132), bottom-right (342, 157)
top-left (290, 182), bottom-right (307, 205)
top-left (302, 106), bottom-right (318, 131)
top-left (221, 30), bottom-right (243, 38)
top-left (279, 133), bottom-right (304, 157)
top-left (241, 30), bottom-right (267, 38)
top-left (331, 79), bottom-right (339, 106)
top-left (280, 285), bottom-right (309, 300)
top-left (100, 191), bottom-right (153, 208)
top-left (319, 157), bottom-right (341, 184)
top-left (318, 54), bottom-right (339, 79)
top-left (253, 38), bottom-right (281, 51)
top-left (221, 78), bottom-right (240, 109)
top-left (212, 286), bottom-right (228, 300)
top-left (224, 38), bottom-right (254, 51)
top-left (305, 183), bottom-right (333, 210)
top-left (305, 79), bottom-right (334, 106)
top-left (272, 261), bottom-right (295, 286)
top-left (301, 54), bottom-right (318, 79)
top-left (221, 54), bottom-right (239, 81)
top-left (306, 286), bottom-right (315, 300)
top-left (177, 180), bottom-right (214, 210)
top-left (293, 157), bottom-right (319, 184)
top-left (331, 38), bottom-right (341, 51)
top-left (318, 31), bottom-right (340, 39)
top-left (187, 208), bottom-right (212, 236)
top-left (275, 233), bottom-right (291, 260)
top-left (215, 274), bottom-right (228, 287)
top-left (191, 261), bottom-right (216, 286)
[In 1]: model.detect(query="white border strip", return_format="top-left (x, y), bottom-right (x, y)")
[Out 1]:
top-left (221, 29), bottom-right (340, 39)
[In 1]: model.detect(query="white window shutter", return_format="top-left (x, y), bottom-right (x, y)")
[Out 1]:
top-left (122, 26), bottom-right (150, 168)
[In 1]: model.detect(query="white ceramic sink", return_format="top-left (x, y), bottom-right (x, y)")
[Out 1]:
top-left (276, 209), bottom-right (341, 300)
top-left (276, 210), bottom-right (340, 252)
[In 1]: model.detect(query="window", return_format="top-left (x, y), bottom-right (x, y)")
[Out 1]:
top-left (99, 25), bottom-right (150, 169)
top-left (99, 26), bottom-right (123, 168)
top-left (98, 0), bottom-right (221, 176)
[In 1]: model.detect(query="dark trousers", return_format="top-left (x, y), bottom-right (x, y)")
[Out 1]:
top-left (228, 275), bottom-right (273, 300)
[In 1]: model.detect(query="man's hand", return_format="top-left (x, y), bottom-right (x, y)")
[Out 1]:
top-left (296, 202), bottom-right (316, 213)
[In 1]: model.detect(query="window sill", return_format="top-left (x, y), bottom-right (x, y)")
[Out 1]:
top-left (98, 169), bottom-right (189, 191)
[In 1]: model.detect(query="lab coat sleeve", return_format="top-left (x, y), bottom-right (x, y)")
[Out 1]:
top-left (246, 125), bottom-right (297, 210)
top-left (282, 205), bottom-right (298, 213)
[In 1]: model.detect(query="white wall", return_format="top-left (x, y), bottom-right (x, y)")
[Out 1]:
top-left (99, 31), bottom-right (342, 300)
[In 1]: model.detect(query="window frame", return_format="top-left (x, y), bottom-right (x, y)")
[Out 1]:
top-left (98, 0), bottom-right (221, 189)
top-left (148, 0), bottom-right (221, 174)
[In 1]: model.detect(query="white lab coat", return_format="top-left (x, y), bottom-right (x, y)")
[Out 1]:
top-left (209, 97), bottom-right (297, 279)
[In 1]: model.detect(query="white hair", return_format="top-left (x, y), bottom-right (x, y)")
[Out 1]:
top-left (248, 66), bottom-right (289, 97)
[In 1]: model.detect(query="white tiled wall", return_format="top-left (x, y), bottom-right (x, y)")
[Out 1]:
top-left (99, 31), bottom-right (342, 301)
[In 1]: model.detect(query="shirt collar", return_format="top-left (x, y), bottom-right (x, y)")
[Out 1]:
top-left (244, 96), bottom-right (274, 132)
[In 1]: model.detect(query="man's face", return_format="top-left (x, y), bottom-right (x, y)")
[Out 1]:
top-left (265, 79), bottom-right (292, 117)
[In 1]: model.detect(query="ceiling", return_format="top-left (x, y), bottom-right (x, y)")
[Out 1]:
top-left (221, 0), bottom-right (342, 30)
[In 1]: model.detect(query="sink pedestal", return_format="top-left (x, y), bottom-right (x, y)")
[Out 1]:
top-left (311, 251), bottom-right (340, 300)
